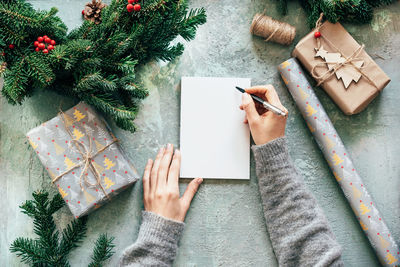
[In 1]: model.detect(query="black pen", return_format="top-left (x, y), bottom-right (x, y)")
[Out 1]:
top-left (235, 86), bottom-right (286, 117)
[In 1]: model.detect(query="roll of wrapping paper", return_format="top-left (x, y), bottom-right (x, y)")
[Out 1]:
top-left (278, 58), bottom-right (399, 266)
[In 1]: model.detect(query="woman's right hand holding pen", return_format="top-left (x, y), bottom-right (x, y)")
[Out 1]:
top-left (240, 85), bottom-right (288, 145)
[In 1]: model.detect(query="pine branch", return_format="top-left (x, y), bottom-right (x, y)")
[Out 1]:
top-left (1, 0), bottom-right (207, 132)
top-left (88, 234), bottom-right (115, 267)
top-left (277, 0), bottom-right (396, 27)
top-left (179, 8), bottom-right (206, 41)
top-left (2, 57), bottom-right (29, 104)
top-left (58, 217), bottom-right (88, 258)
top-left (10, 238), bottom-right (46, 265)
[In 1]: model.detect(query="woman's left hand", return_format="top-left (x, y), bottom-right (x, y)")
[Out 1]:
top-left (143, 144), bottom-right (203, 222)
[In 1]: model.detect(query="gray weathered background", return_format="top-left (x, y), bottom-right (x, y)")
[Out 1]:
top-left (1, 0), bottom-right (399, 266)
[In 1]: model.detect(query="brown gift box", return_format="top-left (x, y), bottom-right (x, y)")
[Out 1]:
top-left (292, 21), bottom-right (390, 115)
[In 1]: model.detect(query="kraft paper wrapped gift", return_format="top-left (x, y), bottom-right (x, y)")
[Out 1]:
top-left (292, 21), bottom-right (390, 115)
top-left (27, 102), bottom-right (139, 218)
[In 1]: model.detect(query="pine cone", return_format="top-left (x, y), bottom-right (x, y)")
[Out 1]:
top-left (84, 0), bottom-right (106, 25)
top-left (0, 62), bottom-right (7, 74)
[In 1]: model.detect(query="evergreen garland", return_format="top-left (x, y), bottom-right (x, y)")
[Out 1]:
top-left (277, 0), bottom-right (396, 27)
top-left (10, 190), bottom-right (115, 266)
top-left (0, 0), bottom-right (206, 132)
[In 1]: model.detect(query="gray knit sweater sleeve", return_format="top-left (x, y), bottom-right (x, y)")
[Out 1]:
top-left (252, 137), bottom-right (343, 267)
top-left (119, 211), bottom-right (184, 267)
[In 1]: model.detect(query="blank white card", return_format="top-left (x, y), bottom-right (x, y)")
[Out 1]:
top-left (180, 77), bottom-right (251, 179)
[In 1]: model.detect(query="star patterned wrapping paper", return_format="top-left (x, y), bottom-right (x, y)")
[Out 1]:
top-left (278, 58), bottom-right (399, 266)
top-left (27, 102), bottom-right (139, 218)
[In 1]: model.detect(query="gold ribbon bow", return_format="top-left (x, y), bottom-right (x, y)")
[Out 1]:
top-left (52, 110), bottom-right (118, 200)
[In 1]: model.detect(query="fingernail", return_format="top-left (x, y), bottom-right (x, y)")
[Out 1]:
top-left (147, 159), bottom-right (152, 164)
top-left (175, 149), bottom-right (180, 154)
top-left (167, 143), bottom-right (172, 149)
top-left (159, 146), bottom-right (164, 153)
top-left (197, 178), bottom-right (203, 184)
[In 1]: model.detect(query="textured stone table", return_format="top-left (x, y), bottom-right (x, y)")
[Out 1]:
top-left (1, 0), bottom-right (399, 266)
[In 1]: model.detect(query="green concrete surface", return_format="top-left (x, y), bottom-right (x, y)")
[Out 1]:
top-left (1, 0), bottom-right (399, 266)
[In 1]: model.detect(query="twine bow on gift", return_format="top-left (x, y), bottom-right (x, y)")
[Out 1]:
top-left (311, 13), bottom-right (379, 89)
top-left (52, 110), bottom-right (118, 200)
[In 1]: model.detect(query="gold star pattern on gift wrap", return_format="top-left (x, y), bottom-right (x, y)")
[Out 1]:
top-left (58, 186), bottom-right (68, 198)
top-left (73, 128), bottom-right (85, 140)
top-left (333, 171), bottom-right (342, 182)
top-left (324, 135), bottom-right (335, 150)
top-left (305, 104), bottom-right (317, 116)
top-left (73, 108), bottom-right (86, 121)
top-left (64, 157), bottom-right (76, 170)
top-left (281, 74), bottom-right (290, 85)
top-left (298, 87), bottom-right (309, 100)
top-left (359, 202), bottom-right (371, 215)
top-left (359, 220), bottom-right (368, 231)
top-left (331, 153), bottom-right (344, 166)
top-left (385, 252), bottom-right (398, 265)
top-left (95, 140), bottom-right (105, 151)
top-left (306, 121), bottom-right (315, 133)
top-left (53, 141), bottom-right (65, 155)
top-left (62, 113), bottom-right (75, 127)
top-left (92, 161), bottom-right (105, 174)
top-left (280, 61), bottom-right (291, 69)
top-left (48, 169), bottom-right (56, 180)
top-left (103, 157), bottom-right (115, 170)
top-left (84, 190), bottom-right (96, 204)
top-left (351, 184), bottom-right (362, 198)
top-left (29, 139), bottom-right (38, 149)
top-left (103, 177), bottom-right (115, 189)
top-left (379, 235), bottom-right (390, 248)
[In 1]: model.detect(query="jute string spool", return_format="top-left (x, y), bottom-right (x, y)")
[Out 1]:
top-left (250, 13), bottom-right (296, 45)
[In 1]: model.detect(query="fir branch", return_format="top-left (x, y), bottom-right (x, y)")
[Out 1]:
top-left (88, 234), bottom-right (115, 267)
top-left (58, 217), bottom-right (88, 258)
top-left (2, 57), bottom-right (29, 104)
top-left (10, 238), bottom-right (46, 265)
top-left (25, 53), bottom-right (55, 85)
top-left (0, 6), bottom-right (35, 26)
top-left (10, 190), bottom-right (115, 266)
top-left (1, 0), bottom-right (207, 132)
top-left (179, 8), bottom-right (206, 41)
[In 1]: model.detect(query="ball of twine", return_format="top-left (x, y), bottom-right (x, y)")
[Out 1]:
top-left (250, 13), bottom-right (296, 46)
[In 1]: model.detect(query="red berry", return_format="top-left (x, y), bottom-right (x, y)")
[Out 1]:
top-left (43, 49), bottom-right (49, 54)
top-left (38, 43), bottom-right (45, 50)
top-left (9, 44), bottom-right (15, 49)
top-left (45, 38), bottom-right (51, 44)
top-left (314, 31), bottom-right (321, 38)
top-left (34, 41), bottom-right (39, 47)
top-left (133, 3), bottom-right (141, 11)
top-left (128, 0), bottom-right (134, 3)
top-left (82, 9), bottom-right (85, 15)
top-left (134, 0), bottom-right (139, 2)
top-left (43, 35), bottom-right (48, 39)
top-left (35, 47), bottom-right (40, 52)
top-left (37, 36), bottom-right (44, 42)
top-left (127, 4), bottom-right (134, 12)
top-left (50, 40), bottom-right (56, 45)
top-left (48, 45), bottom-right (54, 50)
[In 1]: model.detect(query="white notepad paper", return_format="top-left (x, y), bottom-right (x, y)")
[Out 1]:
top-left (180, 77), bottom-right (251, 179)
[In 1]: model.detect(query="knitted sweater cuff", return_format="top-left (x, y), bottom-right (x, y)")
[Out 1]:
top-left (137, 211), bottom-right (185, 247)
top-left (251, 137), bottom-right (289, 171)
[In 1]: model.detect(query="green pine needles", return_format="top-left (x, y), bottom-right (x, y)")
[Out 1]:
top-left (10, 191), bottom-right (115, 266)
top-left (277, 0), bottom-right (396, 27)
top-left (0, 0), bottom-right (206, 132)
